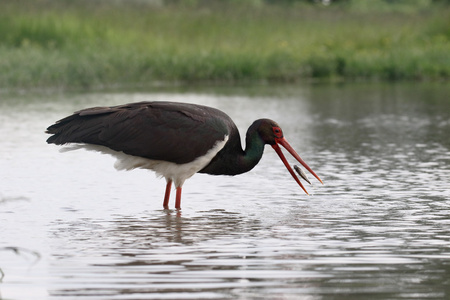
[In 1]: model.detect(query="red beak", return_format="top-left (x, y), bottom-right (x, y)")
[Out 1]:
top-left (272, 137), bottom-right (323, 195)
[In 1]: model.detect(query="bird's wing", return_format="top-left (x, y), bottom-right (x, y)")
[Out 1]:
top-left (46, 102), bottom-right (230, 164)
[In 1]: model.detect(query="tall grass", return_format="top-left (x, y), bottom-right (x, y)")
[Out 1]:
top-left (0, 0), bottom-right (449, 89)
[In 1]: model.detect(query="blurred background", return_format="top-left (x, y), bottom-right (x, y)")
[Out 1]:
top-left (1, 0), bottom-right (449, 89)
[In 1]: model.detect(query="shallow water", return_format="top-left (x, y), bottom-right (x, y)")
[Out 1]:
top-left (1, 82), bottom-right (449, 299)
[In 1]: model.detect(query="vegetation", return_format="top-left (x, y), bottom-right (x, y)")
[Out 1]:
top-left (0, 0), bottom-right (449, 89)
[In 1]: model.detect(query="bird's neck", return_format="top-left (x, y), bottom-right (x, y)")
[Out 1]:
top-left (199, 122), bottom-right (265, 176)
top-left (238, 129), bottom-right (265, 174)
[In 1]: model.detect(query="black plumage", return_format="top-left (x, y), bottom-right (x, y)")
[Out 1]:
top-left (47, 101), bottom-right (232, 165)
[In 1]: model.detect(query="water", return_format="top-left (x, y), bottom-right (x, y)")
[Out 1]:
top-left (1, 82), bottom-right (449, 299)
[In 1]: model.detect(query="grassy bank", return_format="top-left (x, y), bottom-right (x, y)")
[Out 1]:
top-left (0, 0), bottom-right (449, 89)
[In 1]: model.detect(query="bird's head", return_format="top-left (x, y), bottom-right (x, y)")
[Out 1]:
top-left (256, 119), bottom-right (323, 194)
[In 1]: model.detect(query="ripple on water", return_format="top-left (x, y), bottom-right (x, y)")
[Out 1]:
top-left (1, 84), bottom-right (450, 299)
top-left (42, 200), bottom-right (450, 299)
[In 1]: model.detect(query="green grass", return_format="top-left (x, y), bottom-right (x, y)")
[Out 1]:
top-left (0, 0), bottom-right (449, 89)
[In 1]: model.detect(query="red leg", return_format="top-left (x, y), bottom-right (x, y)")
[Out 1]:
top-left (175, 186), bottom-right (182, 209)
top-left (163, 180), bottom-right (172, 209)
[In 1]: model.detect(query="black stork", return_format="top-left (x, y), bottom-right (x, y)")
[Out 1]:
top-left (46, 101), bottom-right (323, 209)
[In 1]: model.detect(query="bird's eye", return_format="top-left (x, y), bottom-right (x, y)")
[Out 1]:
top-left (273, 127), bottom-right (283, 138)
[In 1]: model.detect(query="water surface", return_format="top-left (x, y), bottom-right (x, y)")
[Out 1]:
top-left (1, 82), bottom-right (449, 299)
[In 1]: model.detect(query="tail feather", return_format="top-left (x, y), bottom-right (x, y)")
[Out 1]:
top-left (46, 114), bottom-right (105, 145)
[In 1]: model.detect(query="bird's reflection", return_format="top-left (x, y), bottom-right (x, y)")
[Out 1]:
top-left (50, 207), bottom-right (263, 256)
top-left (48, 208), bottom-right (266, 297)
top-left (110, 208), bottom-right (261, 247)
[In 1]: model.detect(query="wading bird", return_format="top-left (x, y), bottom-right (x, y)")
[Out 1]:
top-left (46, 101), bottom-right (323, 209)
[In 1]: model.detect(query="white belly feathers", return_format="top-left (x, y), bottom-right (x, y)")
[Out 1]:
top-left (60, 135), bottom-right (229, 188)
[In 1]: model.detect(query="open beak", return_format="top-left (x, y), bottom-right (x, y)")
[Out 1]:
top-left (271, 137), bottom-right (323, 195)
